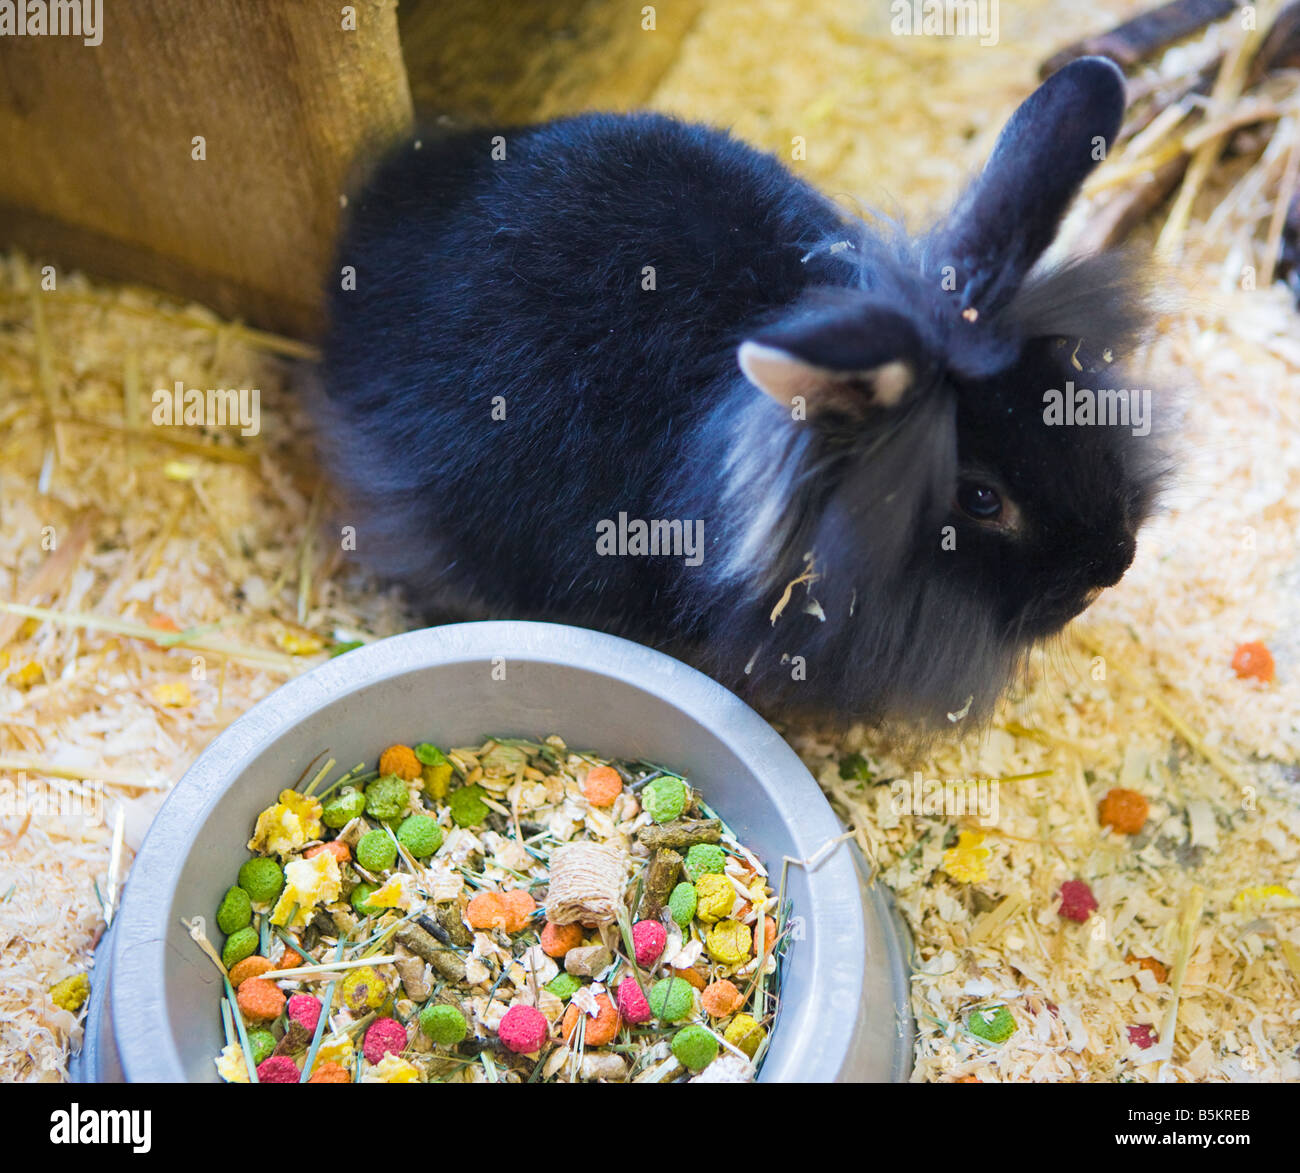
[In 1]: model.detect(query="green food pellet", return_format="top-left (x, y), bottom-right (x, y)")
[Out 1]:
top-left (397, 814), bottom-right (443, 858)
top-left (418, 1003), bottom-right (468, 1046)
top-left (350, 882), bottom-right (384, 917)
top-left (671, 1024), bottom-right (719, 1071)
top-left (237, 858), bottom-right (284, 905)
top-left (642, 776), bottom-right (687, 823)
top-left (684, 843), bottom-right (726, 881)
top-left (447, 784), bottom-right (490, 828)
top-left (247, 1029), bottom-right (276, 1065)
top-left (321, 787), bottom-right (366, 829)
top-left (365, 774), bottom-right (409, 822)
top-left (967, 1006), bottom-right (1017, 1043)
top-left (667, 882), bottom-right (698, 928)
top-left (216, 886), bottom-right (252, 934)
top-left (414, 743), bottom-right (448, 767)
top-left (356, 830), bottom-right (398, 872)
top-left (648, 976), bottom-right (694, 1022)
top-left (221, 926), bottom-right (259, 969)
top-left (545, 972), bottom-right (581, 1000)
top-left (838, 752), bottom-right (873, 782)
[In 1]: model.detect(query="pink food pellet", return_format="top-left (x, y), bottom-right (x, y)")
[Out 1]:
top-left (1128, 1024), bottom-right (1157, 1050)
top-left (256, 1055), bottom-right (300, 1083)
top-left (287, 994), bottom-right (322, 1035)
top-left (363, 1017), bottom-right (409, 1064)
top-left (1058, 879), bottom-right (1098, 923)
top-left (632, 919), bottom-right (668, 968)
top-left (616, 976), bottom-right (652, 1025)
top-left (498, 1003), bottom-right (549, 1054)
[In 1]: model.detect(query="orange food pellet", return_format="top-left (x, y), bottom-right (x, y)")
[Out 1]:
top-left (1232, 641), bottom-right (1275, 683)
top-left (675, 965), bottom-right (708, 991)
top-left (227, 955), bottom-right (274, 988)
top-left (700, 979), bottom-right (744, 1018)
top-left (465, 891), bottom-right (507, 930)
top-left (1126, 953), bottom-right (1169, 985)
top-left (1098, 788), bottom-right (1149, 835)
top-left (308, 1060), bottom-right (351, 1083)
top-left (540, 921), bottom-right (585, 958)
top-left (277, 950), bottom-right (303, 970)
top-left (147, 614), bottom-right (180, 632)
top-left (237, 976), bottom-right (286, 1022)
top-left (379, 744), bottom-right (422, 780)
top-left (754, 916), bottom-right (777, 957)
top-left (500, 889), bottom-right (537, 933)
top-left (582, 765), bottom-right (624, 807)
top-left (305, 840), bottom-right (351, 865)
top-left (562, 993), bottom-right (620, 1046)
top-left (954, 1075), bottom-right (981, 1083)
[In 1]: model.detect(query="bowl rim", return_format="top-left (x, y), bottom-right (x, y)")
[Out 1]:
top-left (110, 620), bottom-right (868, 1081)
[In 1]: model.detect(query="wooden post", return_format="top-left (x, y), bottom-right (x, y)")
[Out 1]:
top-left (0, 0), bottom-right (414, 340)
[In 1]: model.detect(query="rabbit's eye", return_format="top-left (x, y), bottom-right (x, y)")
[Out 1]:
top-left (957, 481), bottom-right (1003, 521)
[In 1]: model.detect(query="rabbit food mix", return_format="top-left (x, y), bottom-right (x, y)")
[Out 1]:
top-left (187, 735), bottom-right (789, 1083)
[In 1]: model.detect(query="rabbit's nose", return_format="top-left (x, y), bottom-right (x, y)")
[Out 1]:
top-left (1090, 533), bottom-right (1136, 587)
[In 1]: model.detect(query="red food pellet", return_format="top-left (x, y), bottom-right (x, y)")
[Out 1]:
top-left (631, 919), bottom-right (667, 968)
top-left (363, 1017), bottom-right (408, 1064)
top-left (1058, 879), bottom-right (1098, 923)
top-left (1128, 1024), bottom-right (1157, 1050)
top-left (616, 976), bottom-right (652, 1025)
top-left (287, 993), bottom-right (322, 1034)
top-left (498, 1003), bottom-right (550, 1054)
top-left (1232, 641), bottom-right (1275, 683)
top-left (256, 1055), bottom-right (300, 1083)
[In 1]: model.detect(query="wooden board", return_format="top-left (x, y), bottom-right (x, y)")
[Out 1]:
top-left (0, 0), bottom-right (414, 340)
top-left (400, 0), bottom-right (707, 123)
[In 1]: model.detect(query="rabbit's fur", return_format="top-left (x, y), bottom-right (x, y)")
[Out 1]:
top-left (318, 57), bottom-right (1168, 728)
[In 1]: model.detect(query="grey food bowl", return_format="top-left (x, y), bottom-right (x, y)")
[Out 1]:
top-left (77, 621), bottom-right (913, 1082)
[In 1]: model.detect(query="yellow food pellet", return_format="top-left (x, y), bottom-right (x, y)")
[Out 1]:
top-left (1233, 885), bottom-right (1299, 911)
top-left (695, 873), bottom-right (735, 923)
top-left (364, 1052), bottom-right (421, 1083)
top-left (270, 852), bottom-right (341, 927)
top-left (50, 973), bottom-right (90, 1012)
top-left (341, 965), bottom-right (389, 1013)
top-left (724, 1012), bottom-right (766, 1058)
top-left (162, 460), bottom-right (197, 481)
top-left (705, 918), bottom-right (752, 966)
top-left (9, 660), bottom-right (45, 688)
top-left (248, 788), bottom-right (324, 857)
top-left (278, 630), bottom-right (325, 655)
top-left (312, 1032), bottom-right (356, 1071)
top-left (421, 761), bottom-right (453, 799)
top-left (151, 680), bottom-right (193, 707)
top-left (215, 1042), bottom-right (252, 1082)
top-left (942, 830), bottom-right (991, 884)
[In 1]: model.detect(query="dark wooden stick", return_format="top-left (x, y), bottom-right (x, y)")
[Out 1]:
top-left (1249, 0), bottom-right (1300, 83)
top-left (1041, 0), bottom-right (1241, 77)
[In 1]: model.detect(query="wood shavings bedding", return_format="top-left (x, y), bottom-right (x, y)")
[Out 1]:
top-left (0, 256), bottom-right (410, 1080)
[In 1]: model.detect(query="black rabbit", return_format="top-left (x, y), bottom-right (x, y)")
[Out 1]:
top-left (318, 57), bottom-right (1168, 729)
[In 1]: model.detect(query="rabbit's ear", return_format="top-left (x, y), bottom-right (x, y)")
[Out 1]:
top-left (930, 56), bottom-right (1126, 316)
top-left (738, 303), bottom-right (923, 418)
